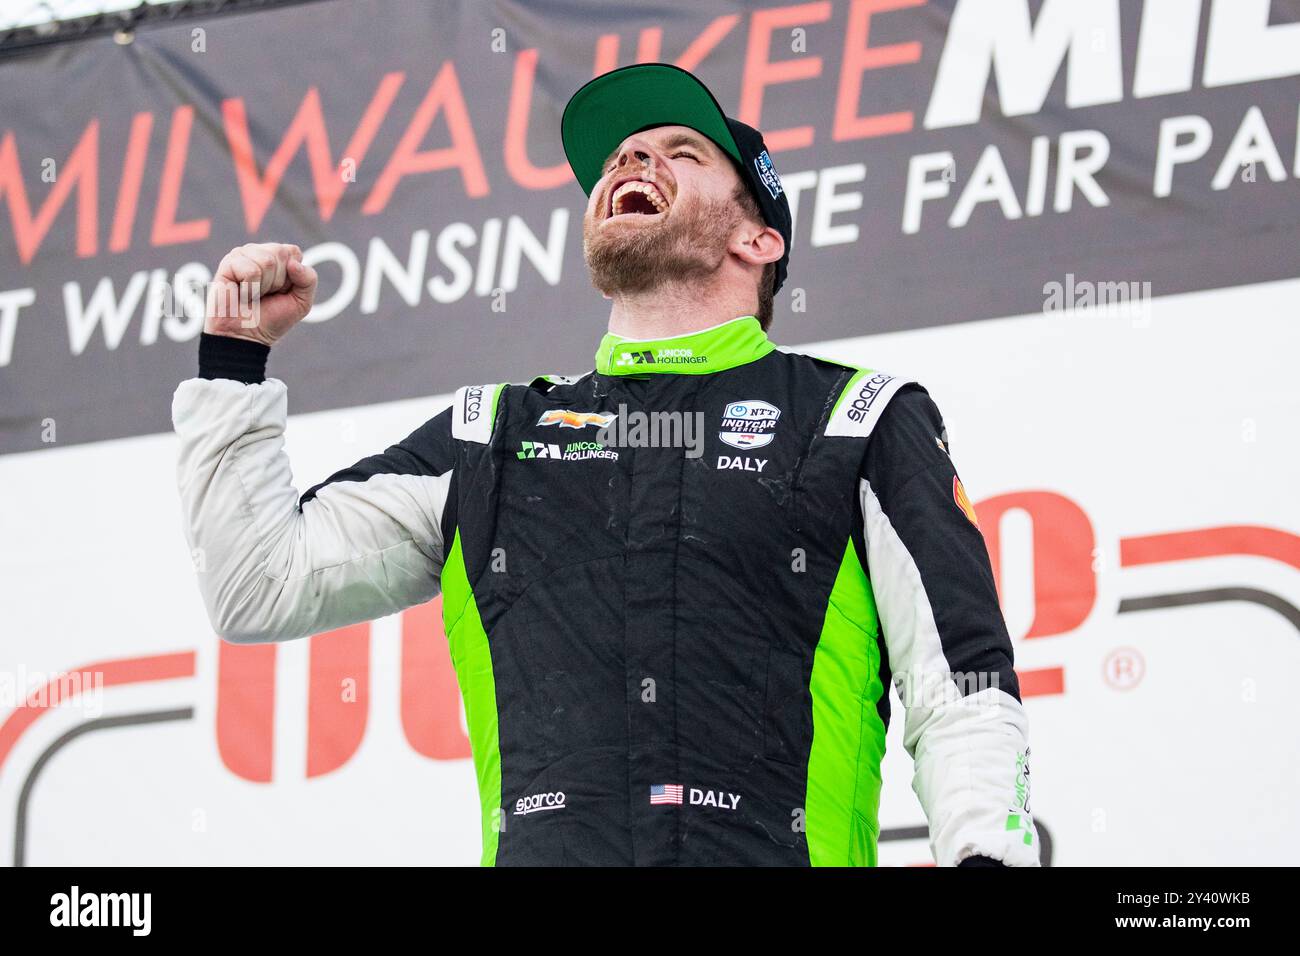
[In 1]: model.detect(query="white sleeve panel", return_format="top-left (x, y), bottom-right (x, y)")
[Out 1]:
top-left (172, 377), bottom-right (449, 643)
top-left (860, 477), bottom-right (1039, 867)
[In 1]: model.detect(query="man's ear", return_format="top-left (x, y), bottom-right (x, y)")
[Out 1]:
top-left (731, 223), bottom-right (784, 269)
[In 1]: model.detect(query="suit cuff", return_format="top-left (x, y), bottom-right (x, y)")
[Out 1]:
top-left (199, 332), bottom-right (269, 384)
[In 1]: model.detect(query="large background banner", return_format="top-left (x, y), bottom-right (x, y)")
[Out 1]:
top-left (1, 0), bottom-right (1298, 865)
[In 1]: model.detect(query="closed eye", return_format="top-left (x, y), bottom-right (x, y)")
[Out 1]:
top-left (602, 149), bottom-right (701, 175)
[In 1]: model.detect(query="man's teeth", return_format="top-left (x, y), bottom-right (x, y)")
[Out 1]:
top-left (611, 181), bottom-right (668, 215)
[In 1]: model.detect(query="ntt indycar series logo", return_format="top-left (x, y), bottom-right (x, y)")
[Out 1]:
top-left (719, 400), bottom-right (780, 450)
top-left (753, 149), bottom-right (783, 199)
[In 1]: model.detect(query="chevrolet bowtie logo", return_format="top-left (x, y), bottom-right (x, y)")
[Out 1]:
top-left (536, 410), bottom-right (618, 429)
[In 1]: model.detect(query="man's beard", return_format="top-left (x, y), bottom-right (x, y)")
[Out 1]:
top-left (583, 194), bottom-right (740, 296)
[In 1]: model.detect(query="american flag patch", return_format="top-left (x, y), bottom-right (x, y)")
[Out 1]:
top-left (649, 784), bottom-right (684, 805)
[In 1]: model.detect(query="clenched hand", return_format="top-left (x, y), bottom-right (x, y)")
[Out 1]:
top-left (205, 242), bottom-right (318, 347)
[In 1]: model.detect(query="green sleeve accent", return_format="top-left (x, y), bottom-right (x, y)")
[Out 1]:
top-left (828, 367), bottom-right (873, 419)
top-left (805, 540), bottom-right (888, 866)
top-left (440, 530), bottom-right (502, 866)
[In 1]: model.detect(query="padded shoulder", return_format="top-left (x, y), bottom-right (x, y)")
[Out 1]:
top-left (774, 344), bottom-right (859, 371)
top-left (451, 383), bottom-right (508, 444)
top-left (824, 368), bottom-right (918, 439)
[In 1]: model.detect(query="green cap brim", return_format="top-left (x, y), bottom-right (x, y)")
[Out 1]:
top-left (561, 63), bottom-right (743, 196)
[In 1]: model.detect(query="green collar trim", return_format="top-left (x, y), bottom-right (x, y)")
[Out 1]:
top-left (594, 315), bottom-right (774, 376)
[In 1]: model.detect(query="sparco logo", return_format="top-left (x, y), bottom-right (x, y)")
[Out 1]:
top-left (514, 791), bottom-right (566, 815)
top-left (846, 373), bottom-right (893, 423)
top-left (463, 385), bottom-right (484, 422)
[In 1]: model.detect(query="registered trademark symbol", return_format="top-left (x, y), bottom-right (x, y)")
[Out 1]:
top-left (1103, 647), bottom-right (1145, 690)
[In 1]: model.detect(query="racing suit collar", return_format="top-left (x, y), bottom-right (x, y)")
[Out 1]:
top-left (594, 315), bottom-right (774, 376)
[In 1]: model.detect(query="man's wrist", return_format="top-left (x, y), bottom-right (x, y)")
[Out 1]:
top-left (199, 332), bottom-right (270, 384)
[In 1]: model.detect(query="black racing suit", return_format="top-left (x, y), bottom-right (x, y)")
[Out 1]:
top-left (173, 315), bottom-right (1037, 866)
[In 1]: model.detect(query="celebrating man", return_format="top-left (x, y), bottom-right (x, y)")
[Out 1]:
top-left (173, 64), bottom-right (1037, 867)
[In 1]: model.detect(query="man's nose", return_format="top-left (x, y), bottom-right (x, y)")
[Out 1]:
top-left (614, 142), bottom-right (656, 171)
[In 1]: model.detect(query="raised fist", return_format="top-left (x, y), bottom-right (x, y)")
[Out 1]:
top-left (204, 242), bottom-right (318, 347)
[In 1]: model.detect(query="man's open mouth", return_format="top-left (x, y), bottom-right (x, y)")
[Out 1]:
top-left (607, 178), bottom-right (669, 218)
